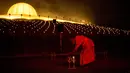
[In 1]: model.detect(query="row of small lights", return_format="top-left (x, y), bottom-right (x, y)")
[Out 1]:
top-left (65, 23), bottom-right (79, 34)
top-left (43, 21), bottom-right (51, 33)
top-left (52, 23), bottom-right (56, 33)
top-left (70, 22), bottom-right (129, 35)
top-left (62, 22), bottom-right (130, 36)
top-left (0, 19), bottom-right (130, 36)
top-left (0, 19), bottom-right (57, 34)
top-left (64, 25), bottom-right (71, 34)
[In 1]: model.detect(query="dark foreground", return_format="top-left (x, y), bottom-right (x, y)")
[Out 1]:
top-left (0, 54), bottom-right (130, 73)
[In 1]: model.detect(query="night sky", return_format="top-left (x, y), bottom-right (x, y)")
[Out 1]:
top-left (0, 0), bottom-right (129, 30)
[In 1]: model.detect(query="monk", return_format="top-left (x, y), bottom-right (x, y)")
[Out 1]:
top-left (68, 35), bottom-right (96, 67)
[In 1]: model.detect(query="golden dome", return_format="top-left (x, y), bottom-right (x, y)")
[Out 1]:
top-left (7, 2), bottom-right (38, 16)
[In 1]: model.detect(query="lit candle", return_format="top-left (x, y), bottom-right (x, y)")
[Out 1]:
top-left (72, 56), bottom-right (75, 59)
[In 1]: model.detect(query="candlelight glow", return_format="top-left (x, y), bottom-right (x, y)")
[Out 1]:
top-left (0, 2), bottom-right (87, 25)
top-left (7, 2), bottom-right (38, 16)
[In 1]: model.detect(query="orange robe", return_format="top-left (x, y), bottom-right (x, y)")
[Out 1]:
top-left (74, 35), bottom-right (95, 66)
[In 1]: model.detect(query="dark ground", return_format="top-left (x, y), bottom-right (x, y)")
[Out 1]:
top-left (0, 36), bottom-right (130, 73)
top-left (0, 54), bottom-right (130, 73)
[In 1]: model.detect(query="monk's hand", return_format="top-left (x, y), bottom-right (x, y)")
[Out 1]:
top-left (67, 49), bottom-right (76, 55)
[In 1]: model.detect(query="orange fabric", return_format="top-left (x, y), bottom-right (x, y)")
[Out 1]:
top-left (75, 35), bottom-right (95, 66)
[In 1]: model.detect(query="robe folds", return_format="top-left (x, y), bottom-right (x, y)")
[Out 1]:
top-left (74, 35), bottom-right (95, 66)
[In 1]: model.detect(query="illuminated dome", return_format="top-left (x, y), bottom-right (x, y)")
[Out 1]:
top-left (7, 2), bottom-right (38, 16)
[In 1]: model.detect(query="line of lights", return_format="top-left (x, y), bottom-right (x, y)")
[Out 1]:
top-left (0, 19), bottom-right (129, 36)
top-left (64, 24), bottom-right (71, 34)
top-left (52, 23), bottom-right (56, 33)
top-left (43, 21), bottom-right (51, 33)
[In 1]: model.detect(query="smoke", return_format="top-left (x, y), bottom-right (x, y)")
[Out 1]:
top-left (0, 0), bottom-right (95, 23)
top-left (30, 0), bottom-right (94, 23)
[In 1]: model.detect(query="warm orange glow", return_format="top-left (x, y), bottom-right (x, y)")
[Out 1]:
top-left (7, 2), bottom-right (37, 16)
top-left (0, 15), bottom-right (85, 24)
top-left (0, 2), bottom-right (87, 24)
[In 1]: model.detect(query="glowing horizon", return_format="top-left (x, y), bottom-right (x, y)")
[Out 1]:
top-left (0, 2), bottom-right (87, 25)
top-left (0, 15), bottom-right (85, 24)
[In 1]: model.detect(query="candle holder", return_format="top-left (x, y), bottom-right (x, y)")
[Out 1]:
top-left (67, 56), bottom-right (72, 69)
top-left (67, 56), bottom-right (76, 69)
top-left (72, 56), bottom-right (76, 69)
